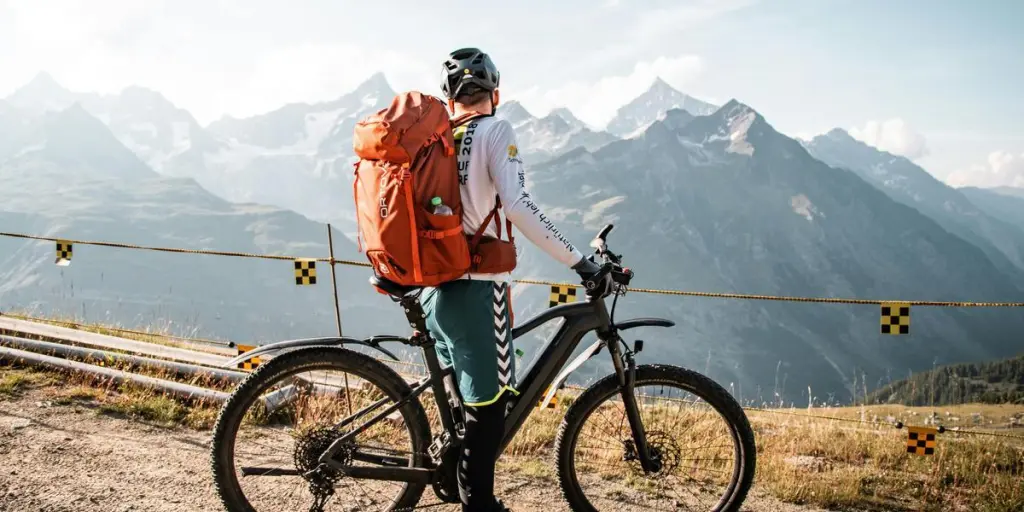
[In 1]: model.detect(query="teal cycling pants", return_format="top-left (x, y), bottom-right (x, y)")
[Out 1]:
top-left (422, 280), bottom-right (518, 406)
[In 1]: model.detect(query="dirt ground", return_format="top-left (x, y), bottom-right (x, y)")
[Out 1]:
top-left (0, 387), bottom-right (827, 512)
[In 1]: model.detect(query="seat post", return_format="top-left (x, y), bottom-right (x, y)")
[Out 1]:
top-left (399, 295), bottom-right (431, 344)
top-left (398, 294), bottom-right (464, 445)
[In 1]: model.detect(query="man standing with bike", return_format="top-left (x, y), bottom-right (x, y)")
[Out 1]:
top-left (427, 47), bottom-right (611, 511)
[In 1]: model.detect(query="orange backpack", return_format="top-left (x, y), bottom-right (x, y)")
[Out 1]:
top-left (352, 91), bottom-right (516, 287)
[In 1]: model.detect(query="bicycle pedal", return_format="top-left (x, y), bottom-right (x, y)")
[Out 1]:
top-left (427, 431), bottom-right (451, 464)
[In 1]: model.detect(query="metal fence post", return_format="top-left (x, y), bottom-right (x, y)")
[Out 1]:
top-left (327, 224), bottom-right (352, 415)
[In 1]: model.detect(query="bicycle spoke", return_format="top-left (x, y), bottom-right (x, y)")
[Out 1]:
top-left (569, 378), bottom-right (742, 511)
top-left (217, 355), bottom-right (426, 512)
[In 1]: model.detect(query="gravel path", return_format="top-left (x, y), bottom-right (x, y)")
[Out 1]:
top-left (0, 388), bottom-right (828, 512)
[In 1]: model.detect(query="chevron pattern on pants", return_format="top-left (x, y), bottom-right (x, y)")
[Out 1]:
top-left (493, 282), bottom-right (512, 387)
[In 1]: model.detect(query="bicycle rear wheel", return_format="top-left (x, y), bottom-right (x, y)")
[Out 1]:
top-left (210, 346), bottom-right (431, 512)
top-left (554, 364), bottom-right (756, 511)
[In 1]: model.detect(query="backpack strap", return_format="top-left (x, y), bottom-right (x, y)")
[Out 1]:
top-left (469, 195), bottom-right (513, 250)
top-left (450, 111), bottom-right (492, 128)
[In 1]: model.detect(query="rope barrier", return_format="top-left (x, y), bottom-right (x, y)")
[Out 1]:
top-left (0, 231), bottom-right (372, 268)
top-left (743, 406), bottom-right (1024, 441)
top-left (6, 230), bottom-right (1023, 307)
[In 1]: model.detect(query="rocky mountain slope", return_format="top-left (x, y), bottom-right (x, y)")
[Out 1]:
top-left (507, 102), bottom-right (1024, 402)
top-left (804, 130), bottom-right (1024, 278)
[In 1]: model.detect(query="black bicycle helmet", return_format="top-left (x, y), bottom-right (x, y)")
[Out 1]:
top-left (440, 47), bottom-right (500, 100)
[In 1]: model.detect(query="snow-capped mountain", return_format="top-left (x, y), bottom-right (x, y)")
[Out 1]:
top-left (4, 72), bottom-right (95, 116)
top-left (0, 104), bottom-right (401, 342)
top-left (495, 100), bottom-right (535, 127)
top-left (606, 77), bottom-right (717, 138)
top-left (195, 72), bottom-right (395, 228)
top-left (2, 73), bottom-right (395, 231)
top-left (495, 101), bottom-right (618, 161)
top-left (88, 85), bottom-right (224, 178)
top-left (549, 107), bottom-right (591, 132)
top-left (2, 103), bottom-right (156, 183)
top-left (804, 130), bottom-right (1024, 275)
top-left (3, 73), bottom-right (222, 182)
top-left (508, 100), bottom-right (1024, 401)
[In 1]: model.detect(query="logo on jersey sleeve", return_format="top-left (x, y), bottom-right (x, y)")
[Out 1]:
top-left (507, 143), bottom-right (523, 164)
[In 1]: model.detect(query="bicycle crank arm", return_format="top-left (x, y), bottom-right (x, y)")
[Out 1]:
top-left (350, 451), bottom-right (409, 467)
top-left (333, 465), bottom-right (434, 484)
top-left (240, 467), bottom-right (301, 477)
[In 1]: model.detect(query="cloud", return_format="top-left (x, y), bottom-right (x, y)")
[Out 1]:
top-left (946, 150), bottom-right (1024, 189)
top-left (225, 43), bottom-right (432, 119)
top-left (848, 118), bottom-right (930, 160)
top-left (511, 55), bottom-right (704, 129)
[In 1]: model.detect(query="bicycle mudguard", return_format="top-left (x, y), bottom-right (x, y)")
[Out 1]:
top-left (614, 317), bottom-right (675, 330)
top-left (221, 335), bottom-right (404, 369)
top-left (537, 317), bottom-right (673, 409)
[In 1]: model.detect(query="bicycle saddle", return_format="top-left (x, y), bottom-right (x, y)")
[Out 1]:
top-left (369, 275), bottom-right (423, 298)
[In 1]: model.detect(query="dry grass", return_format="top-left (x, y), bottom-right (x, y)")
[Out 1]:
top-left (745, 407), bottom-right (1024, 512)
top-left (1, 309), bottom-right (233, 356)
top-left (0, 365), bottom-right (222, 430)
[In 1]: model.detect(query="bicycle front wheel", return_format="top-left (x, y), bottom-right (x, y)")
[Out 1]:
top-left (554, 364), bottom-right (756, 511)
top-left (210, 346), bottom-right (431, 512)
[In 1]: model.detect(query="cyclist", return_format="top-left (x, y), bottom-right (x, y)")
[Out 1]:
top-left (424, 47), bottom-right (610, 511)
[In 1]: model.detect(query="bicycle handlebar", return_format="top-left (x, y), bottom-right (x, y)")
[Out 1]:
top-left (581, 224), bottom-right (634, 294)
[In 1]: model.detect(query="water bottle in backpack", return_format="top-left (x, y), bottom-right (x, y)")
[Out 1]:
top-left (431, 196), bottom-right (453, 216)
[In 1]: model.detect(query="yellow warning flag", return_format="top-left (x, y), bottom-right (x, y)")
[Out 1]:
top-left (55, 240), bottom-right (73, 266)
top-left (906, 426), bottom-right (938, 456)
top-left (881, 302), bottom-right (910, 335)
top-left (537, 385), bottom-right (558, 409)
top-left (236, 344), bottom-right (261, 371)
top-left (549, 285), bottom-right (577, 308)
top-left (294, 258), bottom-right (317, 286)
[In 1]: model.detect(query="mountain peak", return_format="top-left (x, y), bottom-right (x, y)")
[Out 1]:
top-left (819, 127), bottom-right (856, 143)
top-left (22, 71), bottom-right (66, 93)
top-left (550, 107), bottom-right (584, 125)
top-left (496, 100), bottom-right (534, 125)
top-left (607, 78), bottom-right (718, 137)
top-left (5, 71), bottom-right (80, 113)
top-left (354, 72), bottom-right (393, 94)
top-left (647, 76), bottom-right (676, 94)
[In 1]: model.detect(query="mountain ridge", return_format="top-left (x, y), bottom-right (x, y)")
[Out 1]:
top-left (804, 129), bottom-right (1024, 279)
top-left (866, 354), bottom-right (1024, 406)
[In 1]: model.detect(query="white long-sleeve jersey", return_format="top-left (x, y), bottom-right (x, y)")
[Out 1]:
top-left (452, 115), bottom-right (585, 281)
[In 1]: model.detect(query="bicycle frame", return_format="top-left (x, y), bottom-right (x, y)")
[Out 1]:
top-left (292, 289), bottom-right (674, 485)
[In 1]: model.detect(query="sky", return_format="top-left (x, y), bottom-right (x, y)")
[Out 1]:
top-left (1, 0), bottom-right (1022, 188)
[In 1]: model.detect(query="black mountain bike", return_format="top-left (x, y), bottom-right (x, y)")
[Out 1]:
top-left (210, 225), bottom-right (756, 511)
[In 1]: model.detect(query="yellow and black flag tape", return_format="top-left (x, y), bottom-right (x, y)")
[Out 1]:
top-left (549, 284), bottom-right (578, 308)
top-left (236, 344), bottom-right (261, 371)
top-left (55, 240), bottom-right (72, 266)
top-left (294, 258), bottom-right (317, 286)
top-left (881, 302), bottom-right (911, 335)
top-left (905, 425), bottom-right (942, 456)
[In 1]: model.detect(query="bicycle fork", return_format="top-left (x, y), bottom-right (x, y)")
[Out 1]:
top-left (606, 334), bottom-right (661, 473)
